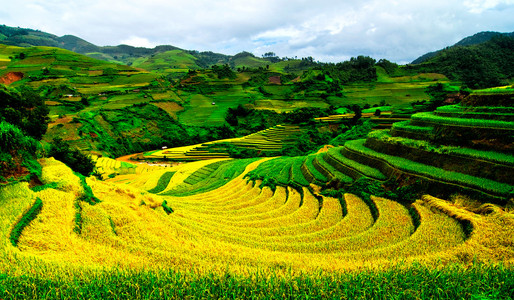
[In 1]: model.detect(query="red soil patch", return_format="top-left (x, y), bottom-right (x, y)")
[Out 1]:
top-left (0, 72), bottom-right (23, 85)
top-left (268, 76), bottom-right (281, 85)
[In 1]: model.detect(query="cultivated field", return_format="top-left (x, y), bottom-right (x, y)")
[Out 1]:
top-left (1, 153), bottom-right (513, 298)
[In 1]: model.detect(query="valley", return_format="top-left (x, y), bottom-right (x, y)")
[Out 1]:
top-left (0, 25), bottom-right (513, 299)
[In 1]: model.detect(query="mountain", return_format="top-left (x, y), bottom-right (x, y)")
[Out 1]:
top-left (0, 25), bottom-right (235, 68)
top-left (412, 31), bottom-right (514, 64)
top-left (408, 35), bottom-right (514, 88)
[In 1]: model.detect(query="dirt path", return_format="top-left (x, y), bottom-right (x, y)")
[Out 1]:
top-left (115, 152), bottom-right (144, 163)
top-left (115, 152), bottom-right (182, 167)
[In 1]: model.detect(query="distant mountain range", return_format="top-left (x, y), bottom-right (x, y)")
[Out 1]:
top-left (2, 24), bottom-right (513, 67)
top-left (411, 31), bottom-right (514, 64)
top-left (1, 24), bottom-right (513, 88)
top-left (0, 24), bottom-right (236, 68)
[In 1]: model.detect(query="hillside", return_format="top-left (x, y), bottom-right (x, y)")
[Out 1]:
top-left (0, 25), bottom-right (264, 69)
top-left (1, 90), bottom-right (513, 298)
top-left (1, 24), bottom-right (514, 298)
top-left (0, 41), bottom-right (458, 159)
top-left (409, 35), bottom-right (514, 88)
top-left (412, 31), bottom-right (514, 64)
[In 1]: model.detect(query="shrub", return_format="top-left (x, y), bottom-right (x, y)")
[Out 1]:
top-left (330, 119), bottom-right (375, 146)
top-left (10, 197), bottom-right (43, 246)
top-left (162, 200), bottom-right (174, 214)
top-left (0, 85), bottom-right (49, 140)
top-left (0, 121), bottom-right (41, 178)
top-left (48, 138), bottom-right (95, 176)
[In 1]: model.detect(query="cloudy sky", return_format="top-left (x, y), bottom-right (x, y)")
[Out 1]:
top-left (1, 0), bottom-right (514, 63)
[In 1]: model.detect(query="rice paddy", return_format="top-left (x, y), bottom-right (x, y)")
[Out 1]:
top-left (1, 153), bottom-right (513, 298)
top-left (1, 42), bottom-right (514, 298)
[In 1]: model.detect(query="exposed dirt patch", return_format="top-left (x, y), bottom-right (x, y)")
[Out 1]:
top-left (0, 72), bottom-right (24, 85)
top-left (268, 76), bottom-right (281, 85)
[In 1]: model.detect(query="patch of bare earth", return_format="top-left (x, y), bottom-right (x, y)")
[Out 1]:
top-left (268, 76), bottom-right (281, 85)
top-left (0, 72), bottom-right (23, 85)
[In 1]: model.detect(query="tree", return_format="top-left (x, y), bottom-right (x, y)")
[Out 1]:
top-left (0, 85), bottom-right (49, 140)
top-left (48, 138), bottom-right (95, 176)
top-left (0, 121), bottom-right (40, 179)
top-left (376, 59), bottom-right (399, 75)
top-left (212, 64), bottom-right (236, 79)
top-left (424, 83), bottom-right (460, 110)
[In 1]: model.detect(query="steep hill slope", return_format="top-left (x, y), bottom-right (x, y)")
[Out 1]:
top-left (409, 35), bottom-right (514, 88)
top-left (412, 31), bottom-right (514, 64)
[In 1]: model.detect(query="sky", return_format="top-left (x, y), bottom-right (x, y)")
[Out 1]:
top-left (1, 0), bottom-right (514, 64)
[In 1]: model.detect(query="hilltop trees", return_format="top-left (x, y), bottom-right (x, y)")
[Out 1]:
top-left (48, 138), bottom-right (95, 177)
top-left (212, 64), bottom-right (236, 79)
top-left (315, 56), bottom-right (377, 84)
top-left (0, 85), bottom-right (49, 140)
top-left (412, 35), bottom-right (514, 88)
top-left (0, 85), bottom-right (48, 181)
top-left (376, 59), bottom-right (400, 75)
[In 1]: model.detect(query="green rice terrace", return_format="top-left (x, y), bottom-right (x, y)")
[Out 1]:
top-left (1, 35), bottom-right (514, 298)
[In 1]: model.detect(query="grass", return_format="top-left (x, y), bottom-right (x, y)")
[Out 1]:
top-left (331, 80), bottom-right (446, 107)
top-left (1, 157), bottom-right (513, 298)
top-left (147, 171), bottom-right (176, 194)
top-left (246, 156), bottom-right (313, 187)
top-left (325, 147), bottom-right (387, 181)
top-left (370, 130), bottom-right (514, 165)
top-left (391, 120), bottom-right (434, 135)
top-left (345, 139), bottom-right (514, 198)
top-left (1, 264), bottom-right (513, 300)
top-left (302, 154), bottom-right (328, 184)
top-left (411, 112), bottom-right (514, 130)
top-left (162, 158), bottom-right (257, 196)
top-left (9, 198), bottom-right (43, 246)
top-left (311, 153), bottom-right (355, 184)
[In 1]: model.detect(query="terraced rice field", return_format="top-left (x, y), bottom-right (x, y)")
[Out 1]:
top-left (1, 150), bottom-right (513, 298)
top-left (2, 157), bottom-right (511, 274)
top-left (144, 124), bottom-right (302, 160)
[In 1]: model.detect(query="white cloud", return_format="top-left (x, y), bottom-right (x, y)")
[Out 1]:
top-left (464, 0), bottom-right (514, 13)
top-left (1, 0), bottom-right (514, 63)
top-left (119, 36), bottom-right (156, 48)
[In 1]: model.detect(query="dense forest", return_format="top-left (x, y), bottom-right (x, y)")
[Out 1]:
top-left (411, 36), bottom-right (514, 88)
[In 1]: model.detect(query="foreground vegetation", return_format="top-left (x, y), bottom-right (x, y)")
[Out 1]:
top-left (2, 264), bottom-right (512, 299)
top-left (1, 26), bottom-right (514, 299)
top-left (0, 154), bottom-right (513, 299)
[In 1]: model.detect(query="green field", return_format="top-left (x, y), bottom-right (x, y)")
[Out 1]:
top-left (2, 38), bottom-right (514, 299)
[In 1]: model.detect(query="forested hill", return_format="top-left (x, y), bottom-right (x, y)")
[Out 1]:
top-left (412, 31), bottom-right (514, 64)
top-left (408, 35), bottom-right (514, 88)
top-left (0, 25), bottom-right (234, 67)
